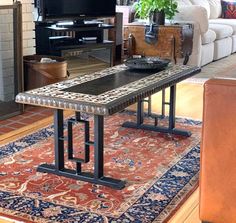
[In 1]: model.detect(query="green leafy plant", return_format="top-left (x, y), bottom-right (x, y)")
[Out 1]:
top-left (135, 0), bottom-right (178, 20)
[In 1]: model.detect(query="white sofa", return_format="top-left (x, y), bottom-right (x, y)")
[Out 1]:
top-left (174, 0), bottom-right (236, 66)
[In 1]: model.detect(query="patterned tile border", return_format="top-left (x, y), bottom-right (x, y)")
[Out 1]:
top-left (16, 64), bottom-right (200, 115)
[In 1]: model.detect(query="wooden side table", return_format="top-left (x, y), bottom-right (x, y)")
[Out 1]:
top-left (123, 23), bottom-right (193, 65)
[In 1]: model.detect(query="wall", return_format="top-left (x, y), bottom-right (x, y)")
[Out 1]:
top-left (0, 6), bottom-right (15, 101)
top-left (21, 0), bottom-right (35, 56)
top-left (0, 0), bottom-right (35, 101)
top-left (0, 0), bottom-right (35, 55)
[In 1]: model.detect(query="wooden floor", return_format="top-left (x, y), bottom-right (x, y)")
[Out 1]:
top-left (169, 189), bottom-right (201, 223)
top-left (167, 82), bottom-right (203, 223)
top-left (0, 217), bottom-right (24, 223)
top-left (0, 82), bottom-right (204, 223)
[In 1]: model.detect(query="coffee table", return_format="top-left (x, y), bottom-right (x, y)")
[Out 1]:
top-left (16, 64), bottom-right (200, 189)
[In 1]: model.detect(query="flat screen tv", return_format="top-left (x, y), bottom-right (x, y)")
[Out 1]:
top-left (37, 0), bottom-right (116, 21)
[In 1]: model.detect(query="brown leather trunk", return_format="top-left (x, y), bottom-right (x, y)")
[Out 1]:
top-left (123, 24), bottom-right (193, 61)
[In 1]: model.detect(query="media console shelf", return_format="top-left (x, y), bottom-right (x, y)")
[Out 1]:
top-left (36, 20), bottom-right (114, 53)
top-left (35, 17), bottom-right (120, 76)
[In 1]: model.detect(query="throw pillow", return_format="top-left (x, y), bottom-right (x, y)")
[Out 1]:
top-left (221, 0), bottom-right (236, 18)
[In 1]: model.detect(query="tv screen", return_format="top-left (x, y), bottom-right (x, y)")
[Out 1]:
top-left (41, 0), bottom-right (116, 21)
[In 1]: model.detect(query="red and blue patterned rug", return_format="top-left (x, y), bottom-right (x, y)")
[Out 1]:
top-left (0, 112), bottom-right (201, 223)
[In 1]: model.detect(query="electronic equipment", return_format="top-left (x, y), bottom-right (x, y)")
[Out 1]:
top-left (49, 36), bottom-right (82, 47)
top-left (35, 0), bottom-right (116, 21)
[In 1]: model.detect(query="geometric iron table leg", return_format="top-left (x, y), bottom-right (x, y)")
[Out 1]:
top-left (168, 85), bottom-right (191, 136)
top-left (137, 99), bottom-right (144, 125)
top-left (122, 85), bottom-right (191, 137)
top-left (161, 89), bottom-right (166, 117)
top-left (54, 109), bottom-right (64, 171)
top-left (169, 85), bottom-right (176, 130)
top-left (37, 110), bottom-right (126, 190)
top-left (147, 96), bottom-right (152, 116)
top-left (144, 89), bottom-right (166, 119)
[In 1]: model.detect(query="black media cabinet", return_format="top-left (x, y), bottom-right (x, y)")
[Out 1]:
top-left (35, 17), bottom-right (121, 71)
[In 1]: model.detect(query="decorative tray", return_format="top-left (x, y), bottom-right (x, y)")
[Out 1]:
top-left (125, 57), bottom-right (171, 70)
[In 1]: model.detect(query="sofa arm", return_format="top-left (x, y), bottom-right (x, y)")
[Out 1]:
top-left (174, 5), bottom-right (209, 34)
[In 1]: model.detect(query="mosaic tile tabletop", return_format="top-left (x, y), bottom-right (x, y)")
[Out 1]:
top-left (16, 64), bottom-right (200, 115)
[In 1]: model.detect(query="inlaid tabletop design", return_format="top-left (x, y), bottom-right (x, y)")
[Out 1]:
top-left (16, 64), bottom-right (200, 115)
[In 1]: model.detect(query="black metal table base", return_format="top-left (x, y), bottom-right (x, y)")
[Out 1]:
top-left (122, 84), bottom-right (192, 137)
top-left (37, 84), bottom-right (190, 189)
top-left (122, 122), bottom-right (191, 137)
top-left (37, 109), bottom-right (125, 190)
top-left (37, 164), bottom-right (125, 189)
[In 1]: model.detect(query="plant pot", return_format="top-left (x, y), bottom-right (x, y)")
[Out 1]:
top-left (150, 10), bottom-right (165, 25)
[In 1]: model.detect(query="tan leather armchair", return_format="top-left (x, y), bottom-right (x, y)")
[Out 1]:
top-left (200, 78), bottom-right (236, 223)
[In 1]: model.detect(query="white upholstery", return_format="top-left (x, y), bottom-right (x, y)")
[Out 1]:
top-left (174, 6), bottom-right (209, 34)
top-left (210, 19), bottom-right (236, 35)
top-left (187, 22), bottom-right (202, 66)
top-left (175, 0), bottom-right (235, 66)
top-left (177, 0), bottom-right (192, 6)
top-left (190, 0), bottom-right (211, 18)
top-left (209, 24), bottom-right (233, 39)
top-left (231, 35), bottom-right (236, 53)
top-left (207, 0), bottom-right (222, 19)
top-left (214, 37), bottom-right (232, 60)
top-left (202, 29), bottom-right (216, 44)
top-left (201, 42), bottom-right (214, 65)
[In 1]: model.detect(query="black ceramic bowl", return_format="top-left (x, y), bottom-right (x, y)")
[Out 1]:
top-left (125, 57), bottom-right (171, 70)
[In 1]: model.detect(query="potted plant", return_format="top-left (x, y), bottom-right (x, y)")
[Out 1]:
top-left (135, 0), bottom-right (178, 25)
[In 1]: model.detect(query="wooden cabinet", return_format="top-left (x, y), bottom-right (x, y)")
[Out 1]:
top-left (123, 24), bottom-right (193, 64)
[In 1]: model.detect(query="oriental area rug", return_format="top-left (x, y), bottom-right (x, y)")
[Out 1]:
top-left (0, 112), bottom-right (201, 223)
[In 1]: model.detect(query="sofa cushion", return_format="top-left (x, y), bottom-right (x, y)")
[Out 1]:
top-left (176, 0), bottom-right (192, 7)
top-left (213, 37), bottom-right (232, 60)
top-left (209, 23), bottom-right (233, 39)
top-left (201, 42), bottom-right (214, 65)
top-left (209, 18), bottom-right (236, 35)
top-left (190, 0), bottom-right (211, 18)
top-left (231, 35), bottom-right (236, 53)
top-left (207, 0), bottom-right (222, 19)
top-left (174, 6), bottom-right (209, 34)
top-left (221, 0), bottom-right (236, 19)
top-left (202, 29), bottom-right (217, 44)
